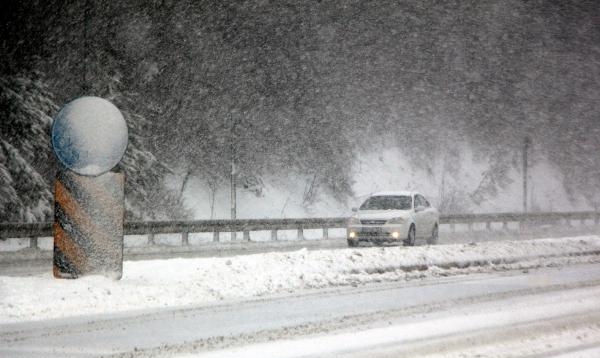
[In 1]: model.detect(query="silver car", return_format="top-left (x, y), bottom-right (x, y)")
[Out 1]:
top-left (347, 191), bottom-right (439, 247)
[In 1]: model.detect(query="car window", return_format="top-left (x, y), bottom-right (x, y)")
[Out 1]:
top-left (359, 195), bottom-right (412, 210)
top-left (415, 195), bottom-right (426, 208)
top-left (414, 195), bottom-right (421, 208)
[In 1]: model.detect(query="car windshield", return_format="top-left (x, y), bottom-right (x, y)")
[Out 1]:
top-left (359, 196), bottom-right (412, 210)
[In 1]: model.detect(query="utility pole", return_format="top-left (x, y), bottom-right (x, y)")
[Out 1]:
top-left (523, 136), bottom-right (531, 213)
top-left (82, 0), bottom-right (90, 93)
top-left (230, 115), bottom-right (237, 222)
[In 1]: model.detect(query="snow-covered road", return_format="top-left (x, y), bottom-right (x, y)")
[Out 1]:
top-left (189, 271), bottom-right (600, 358)
top-left (2, 236), bottom-right (600, 357)
top-left (2, 263), bottom-right (600, 357)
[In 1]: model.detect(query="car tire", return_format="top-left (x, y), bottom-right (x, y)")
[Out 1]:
top-left (347, 239), bottom-right (358, 247)
top-left (404, 225), bottom-right (416, 246)
top-left (427, 224), bottom-right (439, 245)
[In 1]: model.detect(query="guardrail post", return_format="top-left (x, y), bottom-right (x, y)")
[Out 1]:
top-left (298, 228), bottom-right (304, 240)
top-left (522, 217), bottom-right (530, 231)
top-left (566, 218), bottom-right (573, 227)
top-left (271, 229), bottom-right (277, 241)
top-left (213, 231), bottom-right (220, 242)
top-left (323, 228), bottom-right (329, 240)
top-left (148, 233), bottom-right (155, 245)
top-left (243, 230), bottom-right (250, 241)
top-left (486, 221), bottom-right (491, 231)
top-left (29, 236), bottom-right (38, 249)
top-left (182, 232), bottom-right (189, 246)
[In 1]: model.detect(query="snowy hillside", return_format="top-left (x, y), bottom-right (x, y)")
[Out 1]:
top-left (181, 146), bottom-right (591, 219)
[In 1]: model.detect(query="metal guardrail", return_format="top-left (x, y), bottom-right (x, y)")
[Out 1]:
top-left (0, 218), bottom-right (349, 248)
top-left (1, 211), bottom-right (599, 249)
top-left (442, 211), bottom-right (600, 223)
top-left (441, 211), bottom-right (600, 230)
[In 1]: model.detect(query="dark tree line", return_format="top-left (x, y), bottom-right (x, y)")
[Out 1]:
top-left (1, 0), bottom-right (599, 221)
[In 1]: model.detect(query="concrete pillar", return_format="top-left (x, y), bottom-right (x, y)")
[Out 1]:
top-left (53, 170), bottom-right (124, 279)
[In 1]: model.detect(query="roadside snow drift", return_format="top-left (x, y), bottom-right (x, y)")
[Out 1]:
top-left (1, 236), bottom-right (600, 323)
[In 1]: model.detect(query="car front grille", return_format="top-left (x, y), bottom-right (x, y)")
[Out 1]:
top-left (360, 231), bottom-right (383, 237)
top-left (360, 219), bottom-right (387, 225)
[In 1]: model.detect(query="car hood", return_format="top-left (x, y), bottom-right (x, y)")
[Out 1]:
top-left (357, 210), bottom-right (412, 220)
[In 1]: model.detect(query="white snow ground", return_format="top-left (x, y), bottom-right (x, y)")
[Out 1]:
top-left (1, 236), bottom-right (600, 324)
top-left (180, 285), bottom-right (600, 358)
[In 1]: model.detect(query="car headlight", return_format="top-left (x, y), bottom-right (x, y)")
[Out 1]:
top-left (348, 217), bottom-right (360, 225)
top-left (387, 217), bottom-right (405, 224)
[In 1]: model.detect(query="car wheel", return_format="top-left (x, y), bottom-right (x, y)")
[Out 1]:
top-left (427, 224), bottom-right (439, 245)
top-left (404, 225), bottom-right (416, 246)
top-left (347, 239), bottom-right (358, 247)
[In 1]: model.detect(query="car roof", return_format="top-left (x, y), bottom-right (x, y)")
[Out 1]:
top-left (370, 191), bottom-right (418, 197)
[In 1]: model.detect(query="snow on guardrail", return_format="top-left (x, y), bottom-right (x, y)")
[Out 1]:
top-left (1, 235), bottom-right (600, 323)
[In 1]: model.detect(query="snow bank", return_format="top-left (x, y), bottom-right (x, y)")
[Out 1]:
top-left (1, 236), bottom-right (600, 324)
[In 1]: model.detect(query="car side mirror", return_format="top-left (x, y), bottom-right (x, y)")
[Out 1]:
top-left (351, 207), bottom-right (358, 212)
top-left (415, 205), bottom-right (426, 212)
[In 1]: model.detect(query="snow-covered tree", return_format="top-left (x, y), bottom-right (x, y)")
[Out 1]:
top-left (0, 73), bottom-right (56, 222)
top-left (1, 0), bottom-right (599, 216)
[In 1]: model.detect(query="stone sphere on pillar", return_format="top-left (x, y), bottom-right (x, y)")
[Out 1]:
top-left (52, 96), bottom-right (128, 176)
